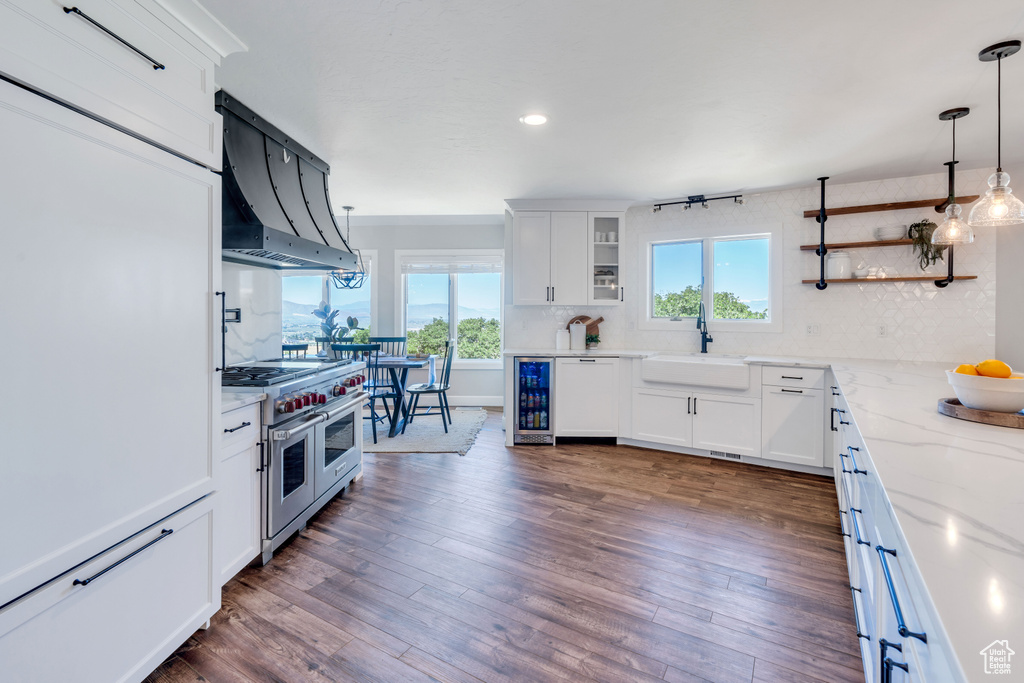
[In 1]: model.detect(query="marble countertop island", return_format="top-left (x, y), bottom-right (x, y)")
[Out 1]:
top-left (832, 359), bottom-right (1023, 676)
top-left (221, 391), bottom-right (266, 413)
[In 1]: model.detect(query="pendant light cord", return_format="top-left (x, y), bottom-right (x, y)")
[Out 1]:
top-left (997, 54), bottom-right (1003, 172)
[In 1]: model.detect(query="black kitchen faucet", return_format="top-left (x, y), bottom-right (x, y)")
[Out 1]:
top-left (696, 301), bottom-right (713, 353)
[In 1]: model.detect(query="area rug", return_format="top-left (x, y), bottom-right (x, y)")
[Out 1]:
top-left (362, 408), bottom-right (487, 455)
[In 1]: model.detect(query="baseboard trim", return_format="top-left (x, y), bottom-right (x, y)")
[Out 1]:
top-left (616, 438), bottom-right (833, 477)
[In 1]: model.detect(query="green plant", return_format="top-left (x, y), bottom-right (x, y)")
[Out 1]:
top-left (312, 300), bottom-right (363, 342)
top-left (908, 220), bottom-right (947, 270)
top-left (586, 333), bottom-right (600, 346)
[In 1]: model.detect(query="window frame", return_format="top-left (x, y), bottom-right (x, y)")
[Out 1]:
top-left (395, 249), bottom-right (504, 369)
top-left (280, 250), bottom-right (377, 344)
top-left (640, 225), bottom-right (781, 333)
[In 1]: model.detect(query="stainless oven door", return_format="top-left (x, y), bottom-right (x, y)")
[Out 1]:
top-left (314, 392), bottom-right (364, 500)
top-left (267, 413), bottom-right (320, 538)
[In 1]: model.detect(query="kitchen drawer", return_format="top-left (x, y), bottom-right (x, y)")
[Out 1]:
top-left (0, 0), bottom-right (221, 166)
top-left (762, 365), bottom-right (825, 389)
top-left (0, 497), bottom-right (217, 682)
top-left (221, 403), bottom-right (260, 454)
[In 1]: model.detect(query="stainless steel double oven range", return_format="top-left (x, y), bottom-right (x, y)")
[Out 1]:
top-left (222, 358), bottom-right (366, 563)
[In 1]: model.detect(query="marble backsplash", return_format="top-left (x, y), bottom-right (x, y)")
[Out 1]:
top-left (504, 168), bottom-right (998, 363)
top-left (223, 262), bottom-right (283, 365)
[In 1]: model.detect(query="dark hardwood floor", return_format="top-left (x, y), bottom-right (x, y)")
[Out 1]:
top-left (147, 408), bottom-right (862, 683)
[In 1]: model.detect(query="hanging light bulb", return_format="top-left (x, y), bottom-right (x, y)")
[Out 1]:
top-left (969, 40), bottom-right (1024, 227)
top-left (330, 206), bottom-right (367, 289)
top-left (933, 108), bottom-right (974, 245)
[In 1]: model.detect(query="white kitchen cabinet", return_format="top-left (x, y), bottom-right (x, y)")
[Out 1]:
top-left (690, 392), bottom-right (761, 457)
top-left (0, 0), bottom-right (242, 167)
top-left (554, 358), bottom-right (619, 436)
top-left (217, 403), bottom-right (262, 586)
top-left (588, 212), bottom-right (625, 305)
top-left (510, 208), bottom-right (623, 306)
top-left (631, 388), bottom-right (693, 446)
top-left (761, 386), bottom-right (825, 467)
top-left (629, 388), bottom-right (760, 457)
top-left (0, 498), bottom-right (216, 683)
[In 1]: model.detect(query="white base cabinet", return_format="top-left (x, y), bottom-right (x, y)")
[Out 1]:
top-left (0, 498), bottom-right (217, 683)
top-left (554, 358), bottom-right (619, 436)
top-left (217, 403), bottom-right (262, 586)
top-left (630, 388), bottom-right (761, 457)
top-left (761, 386), bottom-right (825, 467)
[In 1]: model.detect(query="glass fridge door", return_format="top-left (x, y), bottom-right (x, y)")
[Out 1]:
top-left (515, 358), bottom-right (553, 436)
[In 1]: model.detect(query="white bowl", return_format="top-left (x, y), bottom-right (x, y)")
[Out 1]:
top-left (875, 225), bottom-right (907, 241)
top-left (946, 370), bottom-right (1024, 413)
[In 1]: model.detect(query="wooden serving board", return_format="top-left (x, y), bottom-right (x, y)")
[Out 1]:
top-left (937, 398), bottom-right (1024, 429)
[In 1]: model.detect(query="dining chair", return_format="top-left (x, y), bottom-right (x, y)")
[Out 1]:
top-left (332, 342), bottom-right (392, 443)
top-left (368, 336), bottom-right (407, 358)
top-left (403, 340), bottom-right (455, 434)
top-left (282, 343), bottom-right (308, 358)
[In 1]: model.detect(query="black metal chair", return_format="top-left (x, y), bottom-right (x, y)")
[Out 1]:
top-left (282, 343), bottom-right (308, 358)
top-left (403, 340), bottom-right (455, 434)
top-left (332, 342), bottom-right (393, 443)
top-left (368, 336), bottom-right (407, 358)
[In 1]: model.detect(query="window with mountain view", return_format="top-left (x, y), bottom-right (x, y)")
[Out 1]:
top-left (649, 234), bottom-right (770, 324)
top-left (401, 252), bottom-right (502, 361)
top-left (282, 259), bottom-right (372, 349)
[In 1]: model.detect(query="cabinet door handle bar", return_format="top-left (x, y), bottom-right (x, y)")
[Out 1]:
top-left (876, 545), bottom-right (928, 643)
top-left (780, 388), bottom-right (803, 393)
top-left (224, 421), bottom-right (251, 433)
top-left (63, 7), bottom-right (166, 70)
top-left (848, 446), bottom-right (868, 474)
top-left (73, 529), bottom-right (173, 587)
top-left (781, 375), bottom-right (803, 380)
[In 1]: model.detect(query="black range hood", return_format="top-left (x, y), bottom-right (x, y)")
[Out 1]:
top-left (216, 91), bottom-right (357, 271)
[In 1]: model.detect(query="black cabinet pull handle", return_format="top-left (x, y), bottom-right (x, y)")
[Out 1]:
top-left (551, 286), bottom-right (555, 301)
top-left (687, 396), bottom-right (691, 414)
top-left (880, 639), bottom-right (902, 683)
top-left (579, 358), bottom-right (596, 362)
top-left (620, 286), bottom-right (624, 302)
top-left (876, 545), bottom-right (928, 643)
top-left (73, 529), bottom-right (173, 587)
top-left (884, 657), bottom-right (910, 682)
top-left (63, 7), bottom-right (166, 70)
top-left (849, 586), bottom-right (870, 640)
top-left (224, 421), bottom-right (251, 433)
top-left (215, 292), bottom-right (226, 372)
top-left (256, 441), bottom-right (266, 472)
top-left (838, 509), bottom-right (850, 537)
top-left (850, 507), bottom-right (870, 546)
top-left (848, 446), bottom-right (868, 475)
top-left (693, 397), bottom-right (697, 415)
top-left (831, 385), bottom-right (840, 396)
top-left (781, 375), bottom-right (803, 380)
top-left (830, 407), bottom-right (838, 431)
top-left (836, 408), bottom-right (850, 425)
top-left (780, 388), bottom-right (803, 393)
top-left (838, 451), bottom-right (853, 474)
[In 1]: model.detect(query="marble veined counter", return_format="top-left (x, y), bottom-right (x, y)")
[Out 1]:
top-left (221, 391), bottom-right (266, 413)
top-left (832, 359), bottom-right (1023, 675)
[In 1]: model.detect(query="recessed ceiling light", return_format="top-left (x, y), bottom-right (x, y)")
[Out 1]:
top-left (519, 114), bottom-right (548, 126)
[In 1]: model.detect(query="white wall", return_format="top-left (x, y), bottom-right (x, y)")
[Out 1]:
top-left (996, 224), bottom-right (1024, 370)
top-left (504, 168), bottom-right (1000, 364)
top-left (351, 216), bottom-right (506, 405)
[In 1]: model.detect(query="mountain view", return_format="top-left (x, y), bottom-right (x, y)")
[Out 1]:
top-left (282, 299), bottom-right (501, 342)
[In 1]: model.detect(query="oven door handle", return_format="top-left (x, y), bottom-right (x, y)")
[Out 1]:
top-left (271, 414), bottom-right (324, 441)
top-left (315, 391), bottom-right (366, 421)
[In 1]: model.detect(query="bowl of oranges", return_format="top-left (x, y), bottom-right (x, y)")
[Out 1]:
top-left (946, 359), bottom-right (1024, 413)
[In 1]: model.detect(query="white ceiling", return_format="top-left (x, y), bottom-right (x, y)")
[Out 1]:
top-left (201, 0), bottom-right (1024, 216)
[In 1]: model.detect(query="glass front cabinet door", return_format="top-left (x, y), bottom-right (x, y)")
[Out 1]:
top-left (588, 212), bottom-right (624, 305)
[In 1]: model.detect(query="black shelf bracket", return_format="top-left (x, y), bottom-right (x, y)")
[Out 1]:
top-left (814, 177), bottom-right (829, 290)
top-left (934, 244), bottom-right (955, 287)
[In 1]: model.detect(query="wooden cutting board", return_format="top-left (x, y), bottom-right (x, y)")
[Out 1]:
top-left (566, 315), bottom-right (603, 336)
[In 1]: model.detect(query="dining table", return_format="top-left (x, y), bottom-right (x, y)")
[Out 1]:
top-left (375, 355), bottom-right (436, 437)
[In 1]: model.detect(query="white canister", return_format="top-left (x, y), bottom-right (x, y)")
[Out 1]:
top-left (607, 231), bottom-right (617, 243)
top-left (555, 329), bottom-right (570, 350)
top-left (826, 250), bottom-right (851, 280)
top-left (569, 321), bottom-right (587, 350)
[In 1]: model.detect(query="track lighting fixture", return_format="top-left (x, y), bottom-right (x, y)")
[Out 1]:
top-left (652, 193), bottom-right (744, 212)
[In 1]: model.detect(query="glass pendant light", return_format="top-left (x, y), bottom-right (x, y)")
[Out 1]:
top-left (969, 40), bottom-right (1024, 227)
top-left (933, 108), bottom-right (974, 245)
top-left (331, 206), bottom-right (367, 289)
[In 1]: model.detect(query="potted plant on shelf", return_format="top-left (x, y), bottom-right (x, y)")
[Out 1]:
top-left (586, 333), bottom-right (601, 350)
top-left (908, 220), bottom-right (947, 271)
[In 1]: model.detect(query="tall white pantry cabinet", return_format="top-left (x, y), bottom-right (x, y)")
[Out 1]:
top-left (0, 2), bottom-right (243, 681)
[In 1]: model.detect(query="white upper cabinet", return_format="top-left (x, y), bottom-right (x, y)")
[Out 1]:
top-left (0, 0), bottom-right (245, 168)
top-left (588, 212), bottom-right (625, 305)
top-left (508, 201), bottom-right (629, 306)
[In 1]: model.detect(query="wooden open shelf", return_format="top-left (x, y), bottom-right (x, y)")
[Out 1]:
top-left (799, 239), bottom-right (913, 251)
top-left (801, 275), bottom-right (977, 284)
top-left (801, 196), bottom-right (979, 219)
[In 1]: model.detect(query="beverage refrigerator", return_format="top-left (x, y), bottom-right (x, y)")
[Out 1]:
top-left (513, 357), bottom-right (555, 444)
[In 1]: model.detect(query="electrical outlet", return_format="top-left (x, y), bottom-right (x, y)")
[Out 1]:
top-left (806, 324), bottom-right (820, 336)
top-left (877, 324), bottom-right (887, 337)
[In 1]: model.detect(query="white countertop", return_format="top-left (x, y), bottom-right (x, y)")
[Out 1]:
top-left (832, 359), bottom-right (1023, 673)
top-left (221, 391), bottom-right (266, 413)
top-left (503, 348), bottom-right (657, 357)
top-left (503, 348), bottom-right (833, 368)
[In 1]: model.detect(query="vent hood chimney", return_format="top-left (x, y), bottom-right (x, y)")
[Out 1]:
top-left (216, 91), bottom-right (357, 271)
